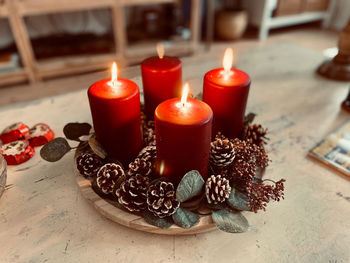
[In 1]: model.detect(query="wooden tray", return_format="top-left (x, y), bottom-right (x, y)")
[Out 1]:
top-left (76, 172), bottom-right (217, 235)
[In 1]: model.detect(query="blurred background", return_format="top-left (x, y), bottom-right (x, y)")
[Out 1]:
top-left (0, 0), bottom-right (349, 105)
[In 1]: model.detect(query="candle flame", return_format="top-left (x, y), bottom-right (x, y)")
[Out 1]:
top-left (223, 48), bottom-right (233, 74)
top-left (111, 62), bottom-right (118, 83)
top-left (181, 83), bottom-right (189, 107)
top-left (157, 43), bottom-right (165, 59)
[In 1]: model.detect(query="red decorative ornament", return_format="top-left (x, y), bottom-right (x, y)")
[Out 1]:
top-left (0, 140), bottom-right (35, 165)
top-left (0, 122), bottom-right (30, 144)
top-left (28, 123), bottom-right (55, 147)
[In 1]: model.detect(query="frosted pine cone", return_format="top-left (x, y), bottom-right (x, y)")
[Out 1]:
top-left (205, 175), bottom-right (232, 204)
top-left (147, 181), bottom-right (180, 218)
top-left (128, 158), bottom-right (152, 176)
top-left (210, 133), bottom-right (235, 167)
top-left (76, 153), bottom-right (103, 178)
top-left (96, 163), bottom-right (125, 194)
top-left (116, 174), bottom-right (149, 212)
top-left (137, 145), bottom-right (156, 163)
top-left (242, 123), bottom-right (268, 147)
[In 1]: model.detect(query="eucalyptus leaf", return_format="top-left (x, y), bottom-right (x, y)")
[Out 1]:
top-left (207, 202), bottom-right (229, 211)
top-left (244, 112), bottom-right (256, 124)
top-left (226, 189), bottom-right (250, 211)
top-left (176, 170), bottom-right (204, 203)
top-left (195, 92), bottom-right (203, 100)
top-left (212, 210), bottom-right (249, 233)
top-left (172, 207), bottom-right (199, 228)
top-left (88, 137), bottom-right (107, 159)
top-left (63, 123), bottom-right (92, 141)
top-left (40, 138), bottom-right (71, 162)
top-left (142, 211), bottom-right (173, 229)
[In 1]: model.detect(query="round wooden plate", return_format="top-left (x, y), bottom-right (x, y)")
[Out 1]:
top-left (0, 155), bottom-right (7, 199)
top-left (76, 169), bottom-right (217, 235)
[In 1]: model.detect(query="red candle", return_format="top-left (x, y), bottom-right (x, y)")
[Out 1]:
top-left (141, 44), bottom-right (182, 119)
top-left (203, 48), bottom-right (251, 139)
top-left (88, 63), bottom-right (142, 165)
top-left (155, 84), bottom-right (213, 184)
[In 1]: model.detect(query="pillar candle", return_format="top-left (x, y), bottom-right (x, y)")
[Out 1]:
top-left (203, 48), bottom-right (251, 138)
top-left (141, 44), bottom-right (182, 119)
top-left (88, 63), bottom-right (143, 165)
top-left (155, 84), bottom-right (213, 184)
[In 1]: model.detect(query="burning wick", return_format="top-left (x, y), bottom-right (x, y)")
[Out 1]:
top-left (180, 83), bottom-right (189, 108)
top-left (157, 43), bottom-right (165, 59)
top-left (222, 48), bottom-right (234, 80)
top-left (109, 62), bottom-right (120, 88)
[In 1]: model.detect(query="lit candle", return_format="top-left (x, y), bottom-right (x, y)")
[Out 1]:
top-left (141, 43), bottom-right (182, 119)
top-left (88, 62), bottom-right (143, 165)
top-left (155, 83), bottom-right (213, 184)
top-left (203, 48), bottom-right (251, 138)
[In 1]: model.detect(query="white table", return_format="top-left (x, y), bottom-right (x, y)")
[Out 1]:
top-left (0, 42), bottom-right (349, 263)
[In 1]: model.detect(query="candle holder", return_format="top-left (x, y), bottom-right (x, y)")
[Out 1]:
top-left (40, 110), bottom-right (285, 235)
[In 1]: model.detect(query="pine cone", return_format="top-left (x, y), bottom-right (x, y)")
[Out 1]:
top-left (205, 175), bottom-right (232, 204)
top-left (242, 124), bottom-right (268, 147)
top-left (143, 127), bottom-right (156, 146)
top-left (137, 145), bottom-right (156, 163)
top-left (96, 163), bottom-right (125, 194)
top-left (147, 181), bottom-right (180, 218)
top-left (210, 134), bottom-right (235, 167)
top-left (76, 153), bottom-right (103, 178)
top-left (142, 120), bottom-right (156, 146)
top-left (128, 158), bottom-right (152, 176)
top-left (115, 174), bottom-right (149, 212)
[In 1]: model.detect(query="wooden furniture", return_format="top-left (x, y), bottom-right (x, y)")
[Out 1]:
top-left (243, 0), bottom-right (332, 40)
top-left (0, 0), bottom-right (202, 86)
top-left (0, 42), bottom-right (350, 261)
top-left (318, 19), bottom-right (350, 81)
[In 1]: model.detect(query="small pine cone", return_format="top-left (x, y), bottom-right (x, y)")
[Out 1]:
top-left (210, 134), bottom-right (235, 167)
top-left (128, 158), bottom-right (152, 176)
top-left (143, 127), bottom-right (156, 146)
top-left (115, 174), bottom-right (149, 212)
top-left (137, 145), bottom-right (156, 162)
top-left (76, 153), bottom-right (103, 178)
top-left (205, 175), bottom-right (232, 204)
top-left (147, 181), bottom-right (180, 218)
top-left (242, 124), bottom-right (268, 147)
top-left (96, 163), bottom-right (125, 194)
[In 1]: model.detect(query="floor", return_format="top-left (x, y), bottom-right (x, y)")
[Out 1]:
top-left (0, 24), bottom-right (339, 107)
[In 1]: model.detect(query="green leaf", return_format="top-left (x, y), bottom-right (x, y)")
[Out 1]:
top-left (207, 202), bottom-right (228, 211)
top-left (212, 210), bottom-right (249, 233)
top-left (63, 122), bottom-right (92, 141)
top-left (40, 137), bottom-right (71, 162)
top-left (142, 211), bottom-right (173, 229)
top-left (226, 189), bottom-right (250, 211)
top-left (172, 207), bottom-right (199, 228)
top-left (176, 170), bottom-right (204, 203)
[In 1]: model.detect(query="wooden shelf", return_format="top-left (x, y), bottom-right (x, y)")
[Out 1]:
top-left (0, 0), bottom-right (201, 86)
top-left (0, 68), bottom-right (27, 86)
top-left (36, 53), bottom-right (118, 79)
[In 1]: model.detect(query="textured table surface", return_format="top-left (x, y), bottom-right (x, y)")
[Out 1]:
top-left (0, 42), bottom-right (349, 263)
